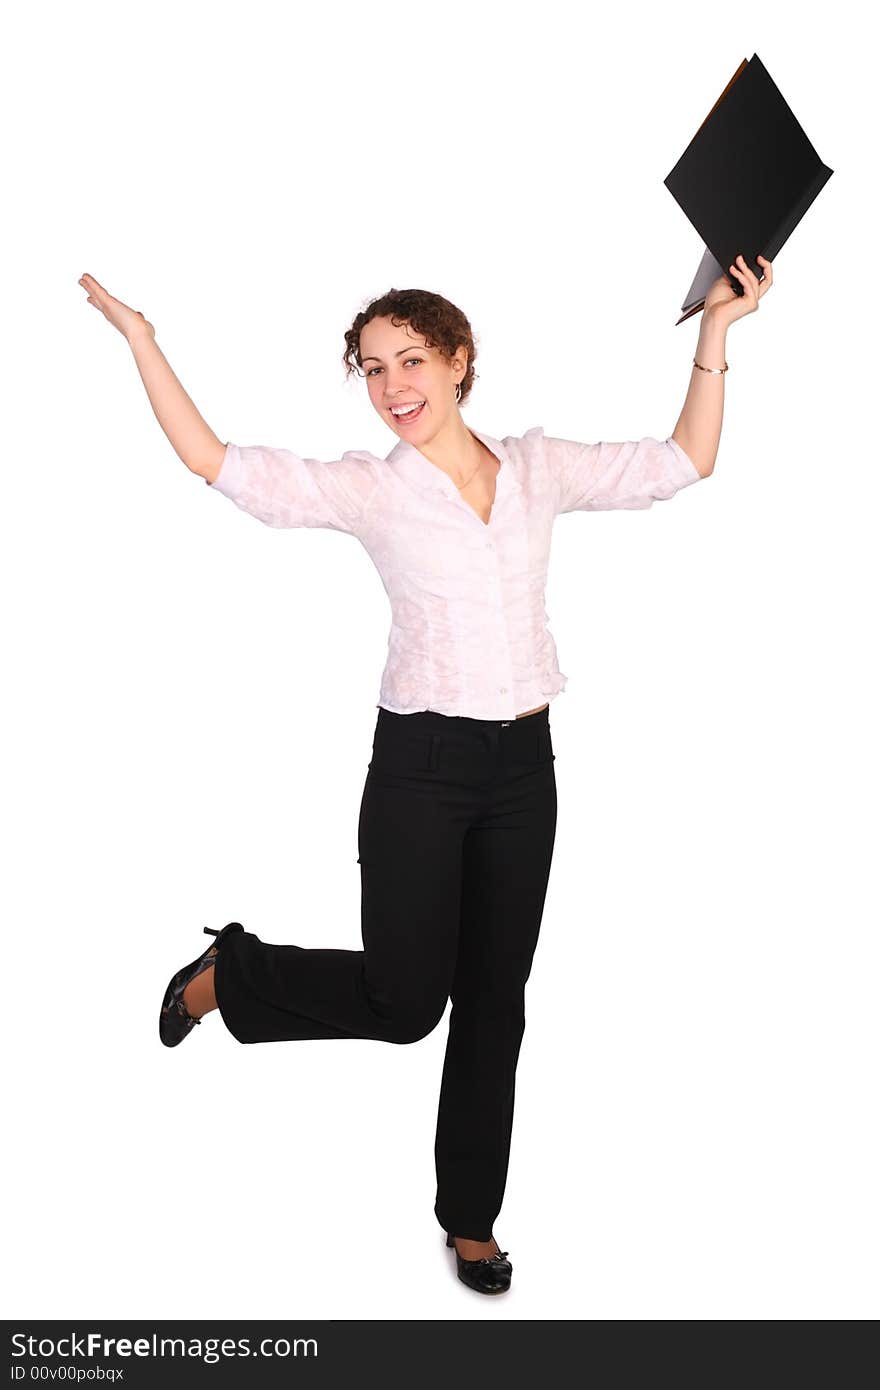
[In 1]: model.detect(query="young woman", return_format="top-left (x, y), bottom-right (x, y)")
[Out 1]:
top-left (79, 258), bottom-right (773, 1295)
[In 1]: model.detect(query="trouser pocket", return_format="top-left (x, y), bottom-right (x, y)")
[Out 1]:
top-left (368, 725), bottom-right (442, 775)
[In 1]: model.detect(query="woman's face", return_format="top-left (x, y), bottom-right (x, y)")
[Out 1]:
top-left (359, 315), bottom-right (467, 442)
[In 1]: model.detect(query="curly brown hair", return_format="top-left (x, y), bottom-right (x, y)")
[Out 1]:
top-left (342, 288), bottom-right (478, 406)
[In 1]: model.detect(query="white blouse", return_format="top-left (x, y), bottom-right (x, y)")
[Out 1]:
top-left (206, 426), bottom-right (702, 720)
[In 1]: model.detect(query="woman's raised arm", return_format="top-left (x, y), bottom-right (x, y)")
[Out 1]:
top-left (78, 272), bottom-right (225, 482)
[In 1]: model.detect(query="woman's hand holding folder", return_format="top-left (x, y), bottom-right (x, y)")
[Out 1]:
top-left (703, 252), bottom-right (773, 328)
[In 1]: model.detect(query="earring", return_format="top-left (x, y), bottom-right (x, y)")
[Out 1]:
top-left (455, 382), bottom-right (462, 404)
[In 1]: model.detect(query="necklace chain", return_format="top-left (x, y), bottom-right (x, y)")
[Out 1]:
top-left (455, 458), bottom-right (483, 490)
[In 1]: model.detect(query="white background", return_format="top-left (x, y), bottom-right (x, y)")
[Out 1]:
top-left (4, 0), bottom-right (875, 1322)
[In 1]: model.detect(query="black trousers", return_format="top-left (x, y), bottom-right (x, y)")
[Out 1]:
top-left (213, 704), bottom-right (558, 1242)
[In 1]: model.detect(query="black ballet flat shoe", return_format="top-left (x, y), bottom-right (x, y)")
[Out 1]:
top-left (159, 922), bottom-right (244, 1047)
top-left (446, 1231), bottom-right (513, 1295)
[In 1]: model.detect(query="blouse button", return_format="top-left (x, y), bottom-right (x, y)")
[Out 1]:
top-left (500, 686), bottom-right (507, 694)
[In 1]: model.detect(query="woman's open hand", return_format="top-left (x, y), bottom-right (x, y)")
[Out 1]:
top-left (78, 273), bottom-right (155, 343)
top-left (703, 253), bottom-right (773, 328)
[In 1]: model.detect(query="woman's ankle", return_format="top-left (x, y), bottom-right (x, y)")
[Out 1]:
top-left (453, 1235), bottom-right (499, 1259)
top-left (182, 964), bottom-right (217, 1019)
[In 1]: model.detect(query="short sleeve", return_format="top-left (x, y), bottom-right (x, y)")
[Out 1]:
top-left (206, 442), bottom-right (379, 534)
top-left (545, 432), bottom-right (702, 513)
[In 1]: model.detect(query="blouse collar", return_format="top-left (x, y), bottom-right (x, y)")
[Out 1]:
top-left (385, 427), bottom-right (521, 506)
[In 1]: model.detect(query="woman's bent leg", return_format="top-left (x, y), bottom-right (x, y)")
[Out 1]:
top-left (214, 749), bottom-right (468, 1046)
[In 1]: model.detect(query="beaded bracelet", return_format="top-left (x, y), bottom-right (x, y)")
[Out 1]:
top-left (693, 358), bottom-right (728, 374)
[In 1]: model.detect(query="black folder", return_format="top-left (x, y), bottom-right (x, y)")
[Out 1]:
top-left (664, 54), bottom-right (833, 324)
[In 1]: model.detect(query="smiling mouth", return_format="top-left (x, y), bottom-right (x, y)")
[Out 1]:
top-left (389, 400), bottom-right (426, 424)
